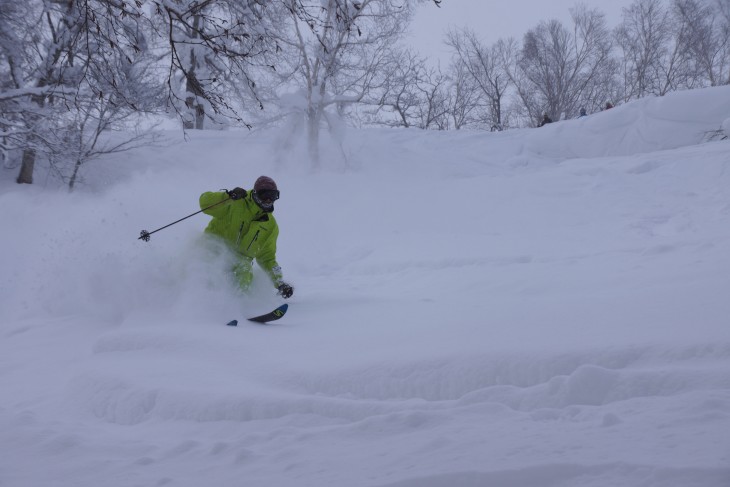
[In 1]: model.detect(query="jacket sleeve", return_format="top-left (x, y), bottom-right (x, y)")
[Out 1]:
top-left (199, 191), bottom-right (231, 218)
top-left (256, 225), bottom-right (283, 286)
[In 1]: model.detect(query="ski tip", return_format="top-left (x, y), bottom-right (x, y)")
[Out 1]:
top-left (247, 303), bottom-right (289, 324)
top-left (226, 320), bottom-right (238, 327)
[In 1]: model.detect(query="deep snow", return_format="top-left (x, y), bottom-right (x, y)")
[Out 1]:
top-left (1, 86), bottom-right (730, 487)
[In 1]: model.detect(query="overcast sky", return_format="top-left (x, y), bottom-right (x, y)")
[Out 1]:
top-left (407, 0), bottom-right (640, 64)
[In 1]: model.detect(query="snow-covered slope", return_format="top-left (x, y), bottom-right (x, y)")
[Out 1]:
top-left (1, 86), bottom-right (730, 487)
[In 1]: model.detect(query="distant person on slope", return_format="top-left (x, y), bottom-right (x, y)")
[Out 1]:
top-left (199, 176), bottom-right (294, 299)
top-left (538, 113), bottom-right (553, 127)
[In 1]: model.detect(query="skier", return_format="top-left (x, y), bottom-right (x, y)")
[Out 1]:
top-left (199, 176), bottom-right (294, 299)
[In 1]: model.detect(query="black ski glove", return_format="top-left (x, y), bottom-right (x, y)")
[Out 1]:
top-left (227, 187), bottom-right (247, 200)
top-left (277, 282), bottom-right (294, 299)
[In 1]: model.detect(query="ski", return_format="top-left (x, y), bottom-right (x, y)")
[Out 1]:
top-left (247, 303), bottom-right (288, 324)
top-left (226, 303), bottom-right (288, 326)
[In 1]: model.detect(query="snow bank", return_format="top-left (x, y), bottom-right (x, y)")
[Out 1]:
top-left (526, 85), bottom-right (730, 159)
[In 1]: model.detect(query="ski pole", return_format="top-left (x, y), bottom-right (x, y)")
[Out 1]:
top-left (138, 196), bottom-right (231, 242)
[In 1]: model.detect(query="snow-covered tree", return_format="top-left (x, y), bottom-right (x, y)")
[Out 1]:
top-left (1, 0), bottom-right (86, 184)
top-left (264, 0), bottom-right (416, 166)
top-left (1, 0), bottom-right (280, 185)
top-left (155, 0), bottom-right (274, 129)
top-left (1, 0), bottom-right (163, 184)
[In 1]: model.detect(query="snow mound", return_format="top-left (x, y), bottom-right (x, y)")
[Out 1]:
top-left (525, 85), bottom-right (730, 159)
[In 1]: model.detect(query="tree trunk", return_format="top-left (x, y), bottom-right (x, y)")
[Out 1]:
top-left (308, 115), bottom-right (320, 168)
top-left (195, 104), bottom-right (204, 129)
top-left (184, 68), bottom-right (205, 130)
top-left (16, 148), bottom-right (35, 184)
top-left (307, 104), bottom-right (323, 168)
top-left (184, 15), bottom-right (204, 130)
top-left (17, 91), bottom-right (47, 184)
top-left (68, 158), bottom-right (82, 192)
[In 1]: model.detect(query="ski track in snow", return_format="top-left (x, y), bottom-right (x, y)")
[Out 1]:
top-left (1, 86), bottom-right (730, 486)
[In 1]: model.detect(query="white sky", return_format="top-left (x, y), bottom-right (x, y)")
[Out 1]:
top-left (407, 0), bottom-right (641, 64)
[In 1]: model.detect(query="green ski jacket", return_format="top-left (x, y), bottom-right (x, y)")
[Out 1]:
top-left (199, 190), bottom-right (283, 287)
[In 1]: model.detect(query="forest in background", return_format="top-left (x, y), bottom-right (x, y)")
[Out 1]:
top-left (1, 0), bottom-right (729, 186)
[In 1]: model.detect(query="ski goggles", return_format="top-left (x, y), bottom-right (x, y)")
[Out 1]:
top-left (256, 189), bottom-right (280, 202)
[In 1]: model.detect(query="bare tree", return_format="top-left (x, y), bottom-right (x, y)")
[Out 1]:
top-left (53, 97), bottom-right (163, 192)
top-left (499, 36), bottom-right (539, 127)
top-left (615, 0), bottom-right (689, 99)
top-left (62, 52), bottom-right (164, 191)
top-left (413, 64), bottom-right (451, 129)
top-left (445, 28), bottom-right (511, 130)
top-left (673, 0), bottom-right (730, 86)
top-left (366, 48), bottom-right (428, 128)
top-left (446, 59), bottom-right (485, 129)
top-left (514, 6), bottom-right (616, 124)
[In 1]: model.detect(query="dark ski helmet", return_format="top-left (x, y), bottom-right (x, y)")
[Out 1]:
top-left (252, 175), bottom-right (279, 212)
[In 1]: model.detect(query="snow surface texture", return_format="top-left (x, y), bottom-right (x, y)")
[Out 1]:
top-left (1, 87), bottom-right (730, 487)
